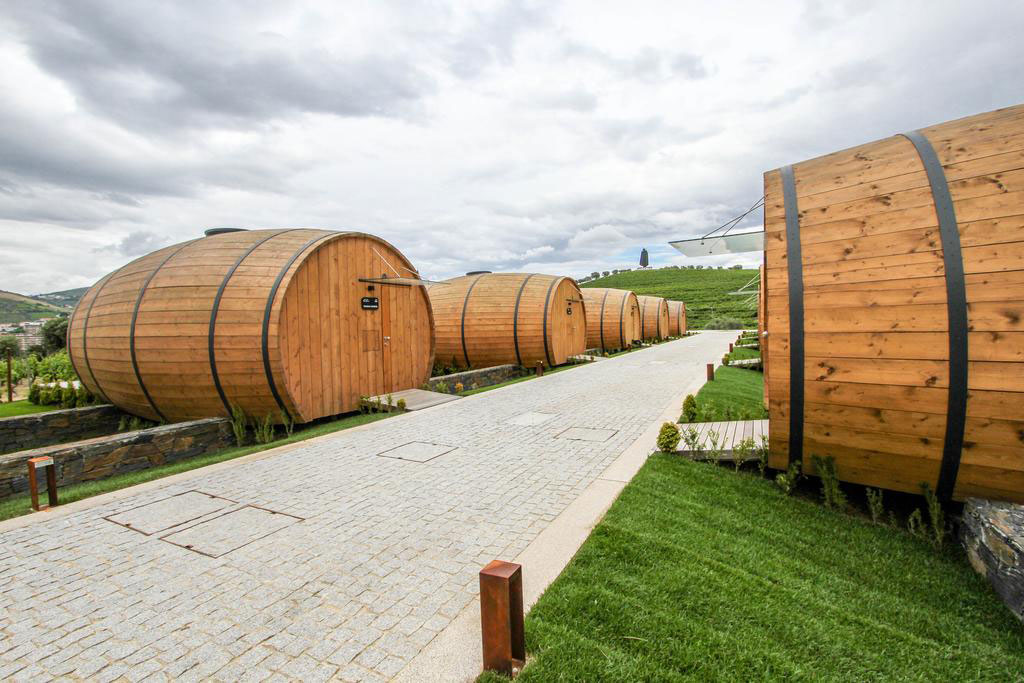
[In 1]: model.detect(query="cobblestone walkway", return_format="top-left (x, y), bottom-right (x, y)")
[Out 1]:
top-left (0, 332), bottom-right (732, 682)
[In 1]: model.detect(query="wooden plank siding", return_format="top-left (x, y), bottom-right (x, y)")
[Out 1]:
top-left (68, 229), bottom-right (434, 424)
top-left (764, 103), bottom-right (1024, 503)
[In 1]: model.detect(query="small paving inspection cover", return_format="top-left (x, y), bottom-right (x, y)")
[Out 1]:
top-left (557, 427), bottom-right (618, 442)
top-left (105, 491), bottom-right (235, 535)
top-left (377, 441), bottom-right (456, 463)
top-left (506, 411), bottom-right (558, 426)
top-left (161, 506), bottom-right (302, 557)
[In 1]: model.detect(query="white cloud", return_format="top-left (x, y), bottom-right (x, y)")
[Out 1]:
top-left (0, 0), bottom-right (1022, 293)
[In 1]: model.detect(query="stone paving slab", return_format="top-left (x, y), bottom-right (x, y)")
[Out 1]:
top-left (105, 491), bottom-right (235, 536)
top-left (0, 331), bottom-right (732, 681)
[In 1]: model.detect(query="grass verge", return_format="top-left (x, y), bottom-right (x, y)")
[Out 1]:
top-left (0, 399), bottom-right (59, 418)
top-left (681, 365), bottom-right (767, 422)
top-left (510, 455), bottom-right (1024, 681)
top-left (0, 411), bottom-right (393, 522)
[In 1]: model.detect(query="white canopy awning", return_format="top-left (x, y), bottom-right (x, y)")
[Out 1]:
top-left (668, 230), bottom-right (764, 257)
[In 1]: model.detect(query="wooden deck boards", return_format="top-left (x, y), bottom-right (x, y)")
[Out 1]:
top-left (677, 419), bottom-right (769, 461)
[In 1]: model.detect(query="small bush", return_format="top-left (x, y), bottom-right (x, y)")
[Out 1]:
top-left (866, 488), bottom-right (885, 525)
top-left (385, 393), bottom-right (394, 411)
top-left (775, 460), bottom-right (801, 495)
top-left (732, 437), bottom-right (755, 472)
top-left (682, 426), bottom-right (702, 454)
top-left (117, 415), bottom-right (129, 432)
top-left (722, 354), bottom-right (730, 366)
top-left (681, 394), bottom-right (697, 422)
top-left (811, 455), bottom-right (847, 511)
top-left (756, 435), bottom-right (769, 477)
top-left (75, 385), bottom-right (91, 408)
top-left (27, 382), bottom-right (40, 404)
top-left (435, 381), bottom-right (449, 394)
top-left (920, 482), bottom-right (946, 549)
top-left (907, 508), bottom-right (925, 539)
top-left (230, 404), bottom-right (248, 446)
top-left (127, 416), bottom-right (145, 432)
top-left (396, 398), bottom-right (407, 411)
top-left (254, 413), bottom-right (276, 444)
top-left (657, 422), bottom-right (681, 452)
top-left (60, 386), bottom-right (76, 409)
top-left (280, 410), bottom-right (294, 438)
top-left (705, 431), bottom-right (723, 464)
top-left (455, 382), bottom-right (464, 394)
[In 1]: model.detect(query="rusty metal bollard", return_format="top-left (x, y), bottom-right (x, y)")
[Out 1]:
top-left (480, 560), bottom-right (525, 676)
top-left (707, 363), bottom-right (714, 381)
top-left (535, 361), bottom-right (544, 377)
top-left (27, 456), bottom-right (58, 511)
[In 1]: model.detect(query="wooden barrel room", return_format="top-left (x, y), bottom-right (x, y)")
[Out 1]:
top-left (67, 228), bottom-right (435, 424)
top-left (763, 104), bottom-right (1024, 503)
top-left (427, 272), bottom-right (587, 369)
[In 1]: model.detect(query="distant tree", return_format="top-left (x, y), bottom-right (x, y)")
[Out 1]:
top-left (602, 271), bottom-right (610, 277)
top-left (0, 336), bottom-right (19, 359)
top-left (612, 269), bottom-right (619, 275)
top-left (590, 271), bottom-right (599, 279)
top-left (41, 318), bottom-right (68, 354)
top-left (731, 264), bottom-right (743, 269)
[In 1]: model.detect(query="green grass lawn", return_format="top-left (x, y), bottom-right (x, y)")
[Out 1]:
top-left (505, 455), bottom-right (1024, 681)
top-left (726, 347), bottom-right (760, 362)
top-left (682, 365), bottom-right (767, 422)
top-left (0, 399), bottom-right (59, 418)
top-left (581, 269), bottom-right (758, 330)
top-left (0, 411), bottom-right (393, 522)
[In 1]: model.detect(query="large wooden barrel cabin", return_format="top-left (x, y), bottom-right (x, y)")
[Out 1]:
top-left (68, 228), bottom-right (435, 424)
top-left (667, 300), bottom-right (687, 336)
top-left (764, 103), bottom-right (1024, 503)
top-left (427, 272), bottom-right (587, 369)
top-left (636, 295), bottom-right (670, 340)
top-left (581, 288), bottom-right (641, 352)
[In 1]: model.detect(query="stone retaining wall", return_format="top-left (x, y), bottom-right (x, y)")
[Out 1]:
top-left (426, 364), bottom-right (526, 393)
top-left (0, 418), bottom-right (233, 501)
top-left (0, 404), bottom-right (124, 455)
top-left (961, 497), bottom-right (1024, 622)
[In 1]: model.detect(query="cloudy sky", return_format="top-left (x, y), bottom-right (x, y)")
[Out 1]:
top-left (1, 0), bottom-right (1022, 294)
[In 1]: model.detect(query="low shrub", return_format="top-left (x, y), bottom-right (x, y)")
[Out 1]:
top-left (656, 422), bottom-right (681, 452)
top-left (60, 386), bottom-right (77, 409)
top-left (254, 413), bottom-right (276, 444)
top-left (775, 460), bottom-right (801, 495)
top-left (866, 488), bottom-right (885, 525)
top-left (230, 404), bottom-right (248, 446)
top-left (27, 382), bottom-right (40, 404)
top-left (920, 482), bottom-right (946, 549)
top-left (681, 394), bottom-right (698, 422)
top-left (811, 455), bottom-right (847, 511)
top-left (732, 437), bottom-right (755, 472)
top-left (397, 398), bottom-right (407, 412)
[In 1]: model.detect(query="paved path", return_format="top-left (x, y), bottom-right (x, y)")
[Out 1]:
top-left (0, 332), bottom-right (732, 682)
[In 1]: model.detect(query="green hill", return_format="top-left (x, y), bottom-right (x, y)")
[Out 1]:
top-left (0, 290), bottom-right (68, 324)
top-left (34, 287), bottom-right (88, 309)
top-left (580, 268), bottom-right (758, 329)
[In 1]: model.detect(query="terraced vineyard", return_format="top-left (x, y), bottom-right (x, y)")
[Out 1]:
top-left (580, 268), bottom-right (758, 329)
